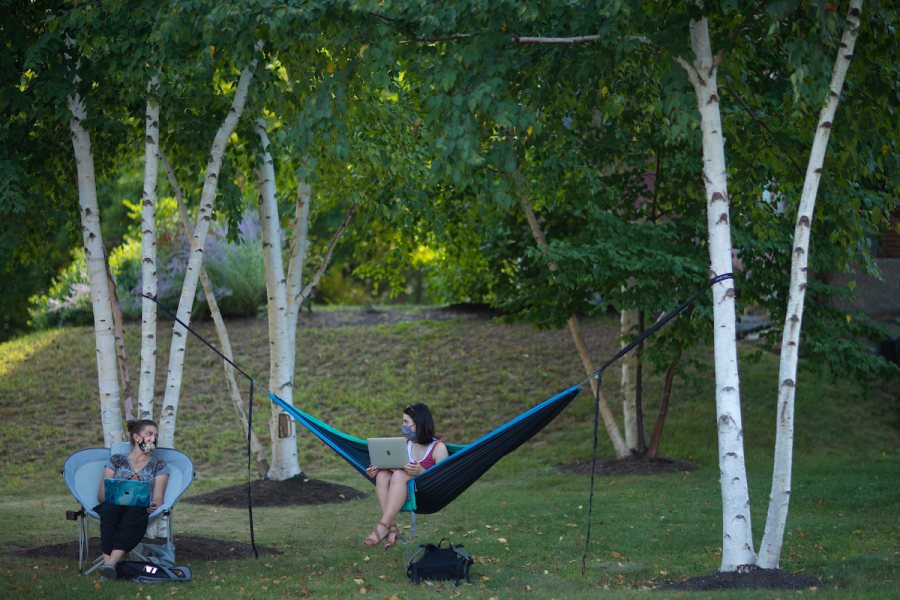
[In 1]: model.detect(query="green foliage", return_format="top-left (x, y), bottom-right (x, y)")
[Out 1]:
top-left (26, 249), bottom-right (93, 329)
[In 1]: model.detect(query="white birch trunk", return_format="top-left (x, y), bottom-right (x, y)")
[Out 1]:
top-left (255, 119), bottom-right (302, 480)
top-left (758, 0), bottom-right (862, 569)
top-left (160, 150), bottom-right (270, 476)
top-left (68, 92), bottom-right (124, 446)
top-left (138, 79), bottom-right (160, 420)
top-left (620, 307), bottom-right (641, 452)
top-left (157, 45), bottom-right (261, 448)
top-left (678, 17), bottom-right (757, 571)
top-left (286, 181), bottom-right (312, 350)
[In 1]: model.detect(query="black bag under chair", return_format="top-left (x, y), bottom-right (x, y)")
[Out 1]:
top-left (116, 560), bottom-right (192, 583)
top-left (407, 539), bottom-right (474, 586)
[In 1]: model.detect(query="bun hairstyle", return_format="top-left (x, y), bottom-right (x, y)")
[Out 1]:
top-left (127, 419), bottom-right (158, 444)
top-left (403, 403), bottom-right (436, 445)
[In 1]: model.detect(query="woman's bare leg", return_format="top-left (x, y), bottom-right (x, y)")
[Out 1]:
top-left (380, 469), bottom-right (412, 526)
top-left (374, 469), bottom-right (393, 514)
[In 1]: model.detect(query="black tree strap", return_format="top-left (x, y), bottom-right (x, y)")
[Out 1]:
top-left (144, 293), bottom-right (263, 558)
top-left (580, 273), bottom-right (734, 574)
top-left (247, 381), bottom-right (259, 559)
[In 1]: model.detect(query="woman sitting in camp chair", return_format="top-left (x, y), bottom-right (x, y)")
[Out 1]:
top-left (364, 403), bottom-right (448, 550)
top-left (95, 420), bottom-right (169, 579)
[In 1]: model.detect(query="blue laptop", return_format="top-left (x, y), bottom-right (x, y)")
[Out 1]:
top-left (104, 478), bottom-right (152, 507)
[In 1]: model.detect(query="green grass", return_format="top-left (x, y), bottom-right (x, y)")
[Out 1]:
top-left (0, 309), bottom-right (897, 598)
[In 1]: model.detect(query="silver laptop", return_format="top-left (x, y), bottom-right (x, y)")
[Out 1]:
top-left (367, 437), bottom-right (410, 469)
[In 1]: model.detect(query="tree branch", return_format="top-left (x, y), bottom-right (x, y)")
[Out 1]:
top-left (297, 202), bottom-right (357, 304)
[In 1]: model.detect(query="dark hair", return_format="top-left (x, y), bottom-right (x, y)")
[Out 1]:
top-left (404, 403), bottom-right (436, 444)
top-left (127, 420), bottom-right (158, 445)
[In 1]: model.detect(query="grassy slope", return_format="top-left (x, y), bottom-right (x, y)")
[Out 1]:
top-left (0, 310), bottom-right (897, 599)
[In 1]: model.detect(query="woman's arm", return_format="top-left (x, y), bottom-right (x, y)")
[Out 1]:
top-left (97, 466), bottom-right (115, 503)
top-left (150, 474), bottom-right (169, 512)
top-left (432, 441), bottom-right (449, 465)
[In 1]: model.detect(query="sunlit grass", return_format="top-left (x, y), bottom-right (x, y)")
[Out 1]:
top-left (0, 309), bottom-right (897, 598)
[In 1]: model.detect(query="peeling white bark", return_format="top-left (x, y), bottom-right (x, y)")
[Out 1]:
top-left (157, 44), bottom-right (261, 448)
top-left (68, 92), bottom-right (124, 446)
top-left (678, 17), bottom-right (756, 571)
top-left (758, 0), bottom-right (862, 569)
top-left (160, 150), bottom-right (270, 475)
top-left (255, 120), bottom-right (302, 481)
top-left (138, 77), bottom-right (160, 420)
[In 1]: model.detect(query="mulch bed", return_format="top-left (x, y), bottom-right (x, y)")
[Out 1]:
top-left (659, 566), bottom-right (824, 591)
top-left (182, 477), bottom-right (368, 508)
top-left (21, 535), bottom-right (280, 560)
top-left (558, 455), bottom-right (695, 476)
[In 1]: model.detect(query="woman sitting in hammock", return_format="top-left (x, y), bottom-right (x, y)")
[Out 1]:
top-left (364, 402), bottom-right (448, 549)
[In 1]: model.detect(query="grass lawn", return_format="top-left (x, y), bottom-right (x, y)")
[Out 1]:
top-left (0, 308), bottom-right (897, 599)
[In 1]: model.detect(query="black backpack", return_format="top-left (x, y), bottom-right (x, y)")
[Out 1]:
top-left (407, 539), bottom-right (474, 586)
top-left (116, 561), bottom-right (192, 583)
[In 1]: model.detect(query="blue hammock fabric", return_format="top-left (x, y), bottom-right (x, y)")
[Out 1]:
top-left (268, 385), bottom-right (581, 514)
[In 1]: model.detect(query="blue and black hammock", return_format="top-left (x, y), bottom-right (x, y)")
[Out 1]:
top-left (267, 385), bottom-right (581, 514)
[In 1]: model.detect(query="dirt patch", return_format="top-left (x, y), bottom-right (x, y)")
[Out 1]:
top-left (558, 456), bottom-right (695, 476)
top-left (183, 477), bottom-right (368, 508)
top-left (659, 566), bottom-right (825, 591)
top-left (21, 535), bottom-right (280, 560)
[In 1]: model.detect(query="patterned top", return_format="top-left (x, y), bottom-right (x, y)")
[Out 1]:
top-left (106, 454), bottom-right (169, 482)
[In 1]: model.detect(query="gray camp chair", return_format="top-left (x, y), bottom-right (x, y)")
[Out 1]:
top-left (62, 442), bottom-right (194, 574)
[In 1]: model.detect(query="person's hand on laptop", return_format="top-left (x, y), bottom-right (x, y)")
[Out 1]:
top-left (365, 465), bottom-right (380, 478)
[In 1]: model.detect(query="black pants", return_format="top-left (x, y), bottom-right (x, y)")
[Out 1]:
top-left (94, 503), bottom-right (149, 555)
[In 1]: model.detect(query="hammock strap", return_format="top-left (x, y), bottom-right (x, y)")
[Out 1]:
top-left (145, 293), bottom-right (264, 558)
top-left (247, 381), bottom-right (259, 559)
top-left (580, 272), bottom-right (734, 573)
top-left (581, 371), bottom-right (603, 575)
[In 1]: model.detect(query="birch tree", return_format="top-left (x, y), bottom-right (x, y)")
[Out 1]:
top-left (678, 14), bottom-right (757, 572)
top-left (137, 75), bottom-right (160, 420)
top-left (255, 121), bottom-right (301, 480)
top-left (65, 34), bottom-right (125, 446)
top-left (157, 43), bottom-right (262, 448)
top-left (160, 150), bottom-right (270, 476)
top-left (758, 0), bottom-right (863, 569)
top-left (255, 119), bottom-right (356, 480)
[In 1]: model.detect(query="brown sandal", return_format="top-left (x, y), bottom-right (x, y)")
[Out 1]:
top-left (383, 523), bottom-right (401, 550)
top-left (363, 521), bottom-right (390, 547)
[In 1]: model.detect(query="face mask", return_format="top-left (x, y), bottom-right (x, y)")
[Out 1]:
top-left (401, 425), bottom-right (415, 441)
top-left (139, 439), bottom-right (156, 453)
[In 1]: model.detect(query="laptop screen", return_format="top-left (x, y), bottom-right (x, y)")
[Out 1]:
top-left (104, 478), bottom-right (152, 507)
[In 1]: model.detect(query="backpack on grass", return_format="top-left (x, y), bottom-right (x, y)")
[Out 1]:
top-left (116, 560), bottom-right (192, 583)
top-left (406, 539), bottom-right (474, 586)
